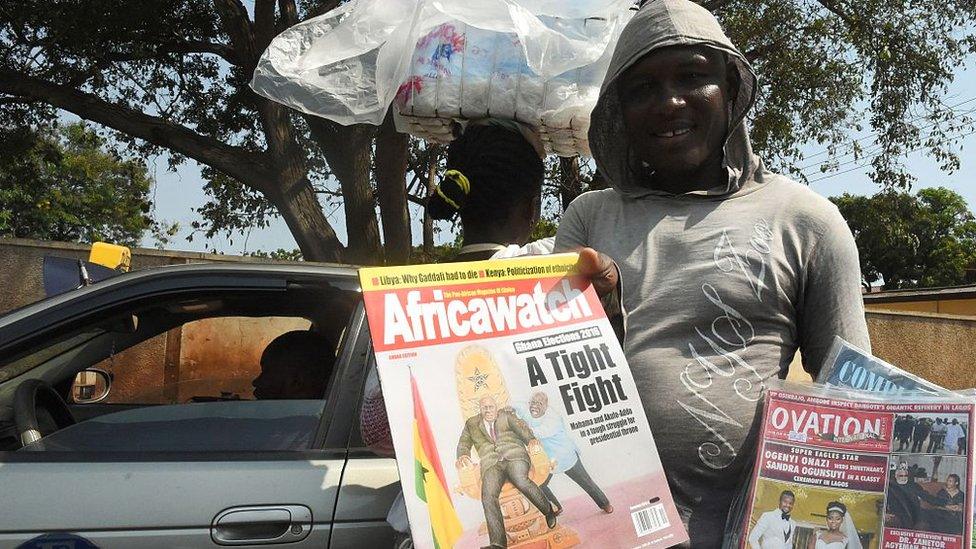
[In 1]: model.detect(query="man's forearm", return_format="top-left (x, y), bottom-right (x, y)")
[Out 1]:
top-left (457, 431), bottom-right (472, 458)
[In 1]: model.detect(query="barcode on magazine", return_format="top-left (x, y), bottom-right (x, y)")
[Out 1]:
top-left (631, 502), bottom-right (669, 537)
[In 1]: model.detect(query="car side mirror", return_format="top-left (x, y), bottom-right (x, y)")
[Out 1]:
top-left (70, 368), bottom-right (113, 404)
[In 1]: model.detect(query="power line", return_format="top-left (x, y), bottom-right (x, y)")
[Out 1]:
top-left (800, 116), bottom-right (967, 177)
top-left (800, 95), bottom-right (976, 162)
top-left (797, 96), bottom-right (976, 169)
top-left (806, 127), bottom-right (976, 183)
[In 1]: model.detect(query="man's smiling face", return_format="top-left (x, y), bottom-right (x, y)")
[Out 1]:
top-left (778, 494), bottom-right (794, 514)
top-left (618, 45), bottom-right (733, 188)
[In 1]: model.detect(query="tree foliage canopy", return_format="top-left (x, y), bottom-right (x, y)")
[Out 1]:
top-left (0, 122), bottom-right (154, 245)
top-left (714, 0), bottom-right (976, 188)
top-left (0, 0), bottom-right (974, 260)
top-left (831, 187), bottom-right (976, 290)
top-left (0, 0), bottom-right (368, 262)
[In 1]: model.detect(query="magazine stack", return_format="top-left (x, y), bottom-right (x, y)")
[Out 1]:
top-left (817, 337), bottom-right (949, 397)
top-left (359, 254), bottom-right (688, 549)
top-left (729, 338), bottom-right (976, 549)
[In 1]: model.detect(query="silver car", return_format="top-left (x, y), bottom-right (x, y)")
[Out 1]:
top-left (0, 263), bottom-right (399, 548)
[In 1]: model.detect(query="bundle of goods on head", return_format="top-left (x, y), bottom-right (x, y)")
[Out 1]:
top-left (251, 0), bottom-right (637, 158)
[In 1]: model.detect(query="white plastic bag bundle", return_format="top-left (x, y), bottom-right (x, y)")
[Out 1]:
top-left (251, 0), bottom-right (635, 157)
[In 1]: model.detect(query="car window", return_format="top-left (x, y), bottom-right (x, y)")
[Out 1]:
top-left (1, 283), bottom-right (361, 456)
top-left (82, 316), bottom-right (314, 405)
top-left (348, 340), bottom-right (388, 456)
top-left (0, 327), bottom-right (104, 384)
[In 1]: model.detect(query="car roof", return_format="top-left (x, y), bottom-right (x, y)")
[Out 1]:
top-left (0, 262), bottom-right (361, 337)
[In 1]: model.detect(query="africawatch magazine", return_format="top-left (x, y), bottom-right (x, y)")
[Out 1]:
top-left (359, 254), bottom-right (688, 549)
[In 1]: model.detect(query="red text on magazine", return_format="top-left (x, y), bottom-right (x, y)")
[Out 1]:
top-left (763, 396), bottom-right (892, 452)
top-left (365, 276), bottom-right (602, 352)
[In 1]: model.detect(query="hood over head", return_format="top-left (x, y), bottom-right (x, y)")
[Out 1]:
top-left (589, 0), bottom-right (760, 198)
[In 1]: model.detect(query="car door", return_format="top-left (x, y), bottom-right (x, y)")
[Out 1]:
top-left (0, 266), bottom-right (370, 548)
top-left (332, 347), bottom-right (401, 548)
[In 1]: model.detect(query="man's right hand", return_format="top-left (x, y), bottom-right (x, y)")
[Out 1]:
top-left (456, 455), bottom-right (473, 468)
top-left (575, 248), bottom-right (618, 297)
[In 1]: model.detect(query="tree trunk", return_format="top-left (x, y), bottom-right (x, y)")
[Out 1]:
top-left (423, 149), bottom-right (438, 255)
top-left (307, 117), bottom-right (383, 265)
top-left (271, 176), bottom-right (345, 262)
top-left (337, 141), bottom-right (382, 265)
top-left (559, 156), bottom-right (583, 212)
top-left (254, 87), bottom-right (348, 263)
top-left (0, 68), bottom-right (350, 263)
top-left (374, 113), bottom-right (411, 264)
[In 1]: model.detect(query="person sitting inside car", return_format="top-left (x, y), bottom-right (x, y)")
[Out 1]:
top-left (252, 330), bottom-right (336, 400)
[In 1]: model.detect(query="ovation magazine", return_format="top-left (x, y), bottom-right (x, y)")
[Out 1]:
top-left (734, 383), bottom-right (974, 549)
top-left (360, 255), bottom-right (687, 549)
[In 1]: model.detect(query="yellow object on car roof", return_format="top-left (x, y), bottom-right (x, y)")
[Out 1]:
top-left (89, 242), bottom-right (131, 272)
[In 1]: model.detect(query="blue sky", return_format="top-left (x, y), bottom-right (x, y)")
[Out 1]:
top-left (139, 62), bottom-right (976, 255)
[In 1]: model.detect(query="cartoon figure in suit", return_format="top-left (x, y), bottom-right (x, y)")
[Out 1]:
top-left (456, 395), bottom-right (557, 548)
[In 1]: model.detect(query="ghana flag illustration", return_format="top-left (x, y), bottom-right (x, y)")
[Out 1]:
top-left (412, 374), bottom-right (463, 548)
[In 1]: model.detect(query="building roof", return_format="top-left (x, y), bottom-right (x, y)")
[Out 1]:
top-left (864, 284), bottom-right (976, 303)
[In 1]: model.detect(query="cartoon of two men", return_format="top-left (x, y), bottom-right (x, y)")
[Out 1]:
top-left (456, 393), bottom-right (610, 548)
top-left (456, 396), bottom-right (556, 548)
top-left (516, 392), bottom-right (612, 516)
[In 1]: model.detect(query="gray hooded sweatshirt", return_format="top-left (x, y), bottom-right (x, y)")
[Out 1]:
top-left (555, 0), bottom-right (870, 544)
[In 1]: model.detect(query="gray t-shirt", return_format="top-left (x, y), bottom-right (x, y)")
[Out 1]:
top-left (555, 175), bottom-right (870, 541)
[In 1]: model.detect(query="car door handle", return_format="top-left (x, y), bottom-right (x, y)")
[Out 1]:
top-left (212, 505), bottom-right (312, 546)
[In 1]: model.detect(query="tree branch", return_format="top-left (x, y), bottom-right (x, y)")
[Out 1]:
top-left (253, 0), bottom-right (277, 53)
top-left (213, 0), bottom-right (257, 70)
top-left (743, 29), bottom-right (813, 63)
top-left (160, 40), bottom-right (239, 65)
top-left (0, 69), bottom-right (275, 188)
top-left (816, 0), bottom-right (858, 30)
top-left (304, 0), bottom-right (342, 20)
top-left (278, 0), bottom-right (299, 27)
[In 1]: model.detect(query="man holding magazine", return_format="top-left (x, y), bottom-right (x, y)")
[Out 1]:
top-left (557, 0), bottom-right (870, 544)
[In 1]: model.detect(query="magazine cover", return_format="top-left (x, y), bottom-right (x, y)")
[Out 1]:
top-left (733, 382), bottom-right (974, 549)
top-left (360, 254), bottom-right (688, 549)
top-left (816, 337), bottom-right (976, 548)
top-left (817, 336), bottom-right (948, 396)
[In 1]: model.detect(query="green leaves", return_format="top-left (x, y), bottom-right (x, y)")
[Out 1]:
top-left (717, 0), bottom-right (976, 188)
top-left (832, 187), bottom-right (976, 289)
top-left (0, 122), bottom-right (155, 245)
top-left (3, 0), bottom-right (976, 258)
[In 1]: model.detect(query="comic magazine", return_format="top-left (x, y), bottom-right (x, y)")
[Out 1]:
top-left (731, 382), bottom-right (974, 549)
top-left (359, 254), bottom-right (688, 549)
top-left (817, 336), bottom-right (948, 396)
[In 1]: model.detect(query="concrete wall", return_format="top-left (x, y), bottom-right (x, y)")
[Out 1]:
top-left (785, 309), bottom-right (976, 390)
top-left (865, 298), bottom-right (976, 317)
top-left (0, 237), bottom-right (296, 314)
top-left (90, 316), bottom-right (312, 403)
top-left (865, 309), bottom-right (976, 390)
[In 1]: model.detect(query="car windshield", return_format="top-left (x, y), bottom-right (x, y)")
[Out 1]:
top-left (0, 327), bottom-right (105, 383)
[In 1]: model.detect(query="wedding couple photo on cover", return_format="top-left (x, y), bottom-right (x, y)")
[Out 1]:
top-left (749, 488), bottom-right (871, 549)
